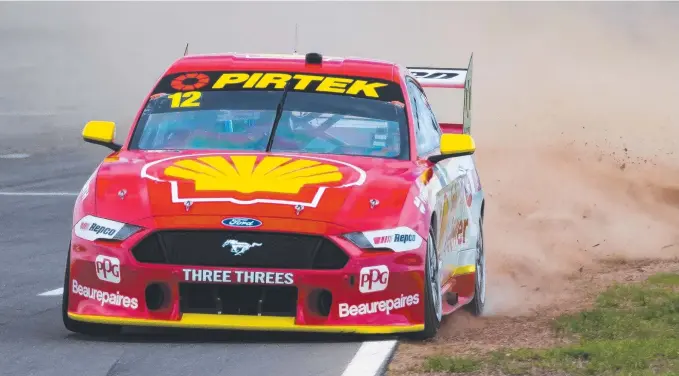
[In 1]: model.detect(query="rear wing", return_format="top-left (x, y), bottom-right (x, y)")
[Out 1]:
top-left (407, 54), bottom-right (473, 134)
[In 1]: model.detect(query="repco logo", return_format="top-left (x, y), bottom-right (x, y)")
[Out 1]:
top-left (394, 233), bottom-right (416, 243)
top-left (88, 223), bottom-right (117, 236)
top-left (95, 255), bottom-right (120, 284)
top-left (359, 265), bottom-right (389, 293)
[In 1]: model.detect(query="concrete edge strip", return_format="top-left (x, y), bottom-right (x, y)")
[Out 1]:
top-left (341, 339), bottom-right (398, 376)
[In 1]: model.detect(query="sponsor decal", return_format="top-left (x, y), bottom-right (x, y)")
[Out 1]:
top-left (222, 239), bottom-right (262, 256)
top-left (453, 218), bottom-right (469, 245)
top-left (359, 265), bottom-right (389, 293)
top-left (395, 233), bottom-right (417, 243)
top-left (409, 68), bottom-right (462, 81)
top-left (362, 226), bottom-right (423, 252)
top-left (71, 279), bottom-right (138, 310)
top-left (89, 223), bottom-right (115, 235)
top-left (153, 71), bottom-right (405, 101)
top-left (463, 177), bottom-right (473, 207)
top-left (439, 192), bottom-right (452, 245)
top-left (450, 190), bottom-right (459, 207)
top-left (74, 215), bottom-right (125, 241)
top-left (408, 68), bottom-right (467, 87)
top-left (373, 236), bottom-right (392, 245)
top-left (171, 73), bottom-right (210, 91)
top-left (164, 155), bottom-right (342, 194)
top-left (182, 269), bottom-right (294, 285)
top-left (141, 153), bottom-right (366, 208)
top-left (338, 293), bottom-right (420, 318)
top-left (222, 217), bottom-right (263, 228)
top-left (167, 91), bottom-right (202, 109)
top-left (95, 255), bottom-right (120, 284)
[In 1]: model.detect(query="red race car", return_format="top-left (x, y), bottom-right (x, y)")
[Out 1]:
top-left (63, 52), bottom-right (485, 339)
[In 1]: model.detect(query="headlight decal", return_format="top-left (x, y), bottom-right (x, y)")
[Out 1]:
top-left (74, 215), bottom-right (142, 242)
top-left (343, 226), bottom-right (423, 252)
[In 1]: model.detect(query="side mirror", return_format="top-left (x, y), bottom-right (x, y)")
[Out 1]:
top-left (427, 134), bottom-right (475, 163)
top-left (82, 121), bottom-right (121, 151)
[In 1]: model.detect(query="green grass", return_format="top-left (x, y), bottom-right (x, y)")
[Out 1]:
top-left (423, 272), bottom-right (679, 375)
top-left (424, 356), bottom-right (482, 373)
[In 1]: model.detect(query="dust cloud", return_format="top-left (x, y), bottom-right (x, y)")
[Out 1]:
top-left (462, 3), bottom-right (679, 315)
top-left (4, 1), bottom-right (679, 315)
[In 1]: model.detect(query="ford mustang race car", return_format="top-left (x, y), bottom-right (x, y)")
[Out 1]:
top-left (63, 51), bottom-right (485, 339)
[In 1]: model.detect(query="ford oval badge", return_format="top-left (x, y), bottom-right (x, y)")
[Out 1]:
top-left (221, 217), bottom-right (263, 228)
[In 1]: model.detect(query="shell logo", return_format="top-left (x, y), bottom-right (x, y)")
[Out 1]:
top-left (164, 155), bottom-right (343, 194)
top-left (141, 153), bottom-right (366, 207)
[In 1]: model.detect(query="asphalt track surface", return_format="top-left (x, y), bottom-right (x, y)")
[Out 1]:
top-left (0, 3), bottom-right (399, 376)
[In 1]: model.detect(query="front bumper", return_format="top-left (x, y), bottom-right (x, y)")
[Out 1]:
top-left (66, 224), bottom-right (427, 335)
top-left (67, 313), bottom-right (423, 334)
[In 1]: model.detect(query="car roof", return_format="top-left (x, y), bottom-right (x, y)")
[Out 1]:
top-left (164, 53), bottom-right (405, 83)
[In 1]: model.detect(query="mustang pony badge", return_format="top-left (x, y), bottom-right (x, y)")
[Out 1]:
top-left (141, 153), bottom-right (366, 207)
top-left (222, 239), bottom-right (262, 256)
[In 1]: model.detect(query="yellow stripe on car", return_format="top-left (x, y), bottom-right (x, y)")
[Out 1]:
top-left (68, 313), bottom-right (424, 334)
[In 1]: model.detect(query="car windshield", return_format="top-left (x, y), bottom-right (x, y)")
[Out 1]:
top-left (129, 71), bottom-right (409, 160)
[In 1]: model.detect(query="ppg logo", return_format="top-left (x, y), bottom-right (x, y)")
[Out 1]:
top-left (95, 255), bottom-right (120, 284)
top-left (359, 265), bottom-right (389, 293)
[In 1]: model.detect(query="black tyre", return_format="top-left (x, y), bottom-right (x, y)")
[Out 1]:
top-left (409, 225), bottom-right (442, 340)
top-left (62, 245), bottom-right (122, 336)
top-left (465, 217), bottom-right (486, 316)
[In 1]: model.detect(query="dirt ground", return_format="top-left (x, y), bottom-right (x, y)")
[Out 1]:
top-left (385, 2), bottom-right (679, 373)
top-left (388, 258), bottom-right (679, 375)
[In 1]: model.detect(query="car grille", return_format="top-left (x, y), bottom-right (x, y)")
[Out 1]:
top-left (131, 230), bottom-right (349, 270)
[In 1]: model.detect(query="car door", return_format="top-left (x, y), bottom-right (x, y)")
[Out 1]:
top-left (407, 79), bottom-right (476, 285)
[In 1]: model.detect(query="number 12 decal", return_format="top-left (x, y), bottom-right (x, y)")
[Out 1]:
top-left (168, 91), bottom-right (201, 108)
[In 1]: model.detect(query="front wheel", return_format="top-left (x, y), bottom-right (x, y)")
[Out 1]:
top-left (62, 244), bottom-right (122, 336)
top-left (409, 225), bottom-right (442, 340)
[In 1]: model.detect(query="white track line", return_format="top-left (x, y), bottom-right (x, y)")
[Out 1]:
top-left (0, 153), bottom-right (30, 159)
top-left (38, 287), bottom-right (63, 296)
top-left (0, 192), bottom-right (78, 196)
top-left (341, 340), bottom-right (398, 376)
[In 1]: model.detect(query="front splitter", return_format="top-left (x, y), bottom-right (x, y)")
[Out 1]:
top-left (68, 312), bottom-right (424, 334)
